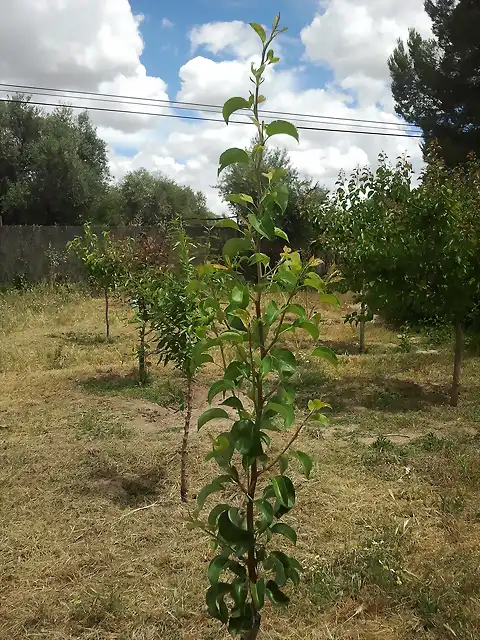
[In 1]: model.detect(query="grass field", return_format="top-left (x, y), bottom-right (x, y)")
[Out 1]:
top-left (1, 284), bottom-right (480, 639)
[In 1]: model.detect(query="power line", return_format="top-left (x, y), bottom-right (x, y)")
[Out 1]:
top-left (0, 96), bottom-right (423, 139)
top-left (0, 81), bottom-right (422, 131)
top-left (0, 88), bottom-right (419, 134)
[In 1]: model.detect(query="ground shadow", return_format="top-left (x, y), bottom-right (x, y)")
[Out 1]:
top-left (295, 371), bottom-right (448, 414)
top-left (87, 468), bottom-right (164, 507)
top-left (80, 371), bottom-right (141, 394)
top-left (78, 371), bottom-right (185, 409)
top-left (51, 331), bottom-right (120, 346)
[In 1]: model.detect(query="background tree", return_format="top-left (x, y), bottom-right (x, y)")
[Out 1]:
top-left (326, 147), bottom-right (480, 406)
top-left (319, 154), bottom-right (412, 353)
top-left (369, 148), bottom-right (480, 406)
top-left (67, 224), bottom-right (124, 339)
top-left (150, 221), bottom-right (215, 502)
top-left (0, 97), bottom-right (109, 224)
top-left (218, 145), bottom-right (328, 249)
top-left (117, 169), bottom-right (212, 226)
top-left (388, 0), bottom-right (480, 166)
top-left (119, 233), bottom-right (170, 383)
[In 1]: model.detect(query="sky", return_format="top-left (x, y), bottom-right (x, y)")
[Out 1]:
top-left (0, 0), bottom-right (432, 213)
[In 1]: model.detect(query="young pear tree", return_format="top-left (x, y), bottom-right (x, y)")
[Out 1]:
top-left (374, 148), bottom-right (480, 406)
top-left (320, 154), bottom-right (412, 353)
top-left (188, 16), bottom-right (338, 639)
top-left (68, 224), bottom-right (123, 339)
top-left (150, 222), bottom-right (217, 502)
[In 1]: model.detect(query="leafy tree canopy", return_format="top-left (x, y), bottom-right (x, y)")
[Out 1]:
top-left (388, 0), bottom-right (480, 166)
top-left (115, 168), bottom-right (212, 226)
top-left (217, 144), bottom-right (328, 248)
top-left (0, 96), bottom-right (109, 224)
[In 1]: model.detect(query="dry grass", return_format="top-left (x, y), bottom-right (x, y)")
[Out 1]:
top-left (1, 285), bottom-right (480, 639)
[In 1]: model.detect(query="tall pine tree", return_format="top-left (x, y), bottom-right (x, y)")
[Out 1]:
top-left (388, 0), bottom-right (480, 167)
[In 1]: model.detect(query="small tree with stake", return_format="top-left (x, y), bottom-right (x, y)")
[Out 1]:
top-left (150, 221), bottom-right (217, 502)
top-left (68, 223), bottom-right (123, 339)
top-left (187, 16), bottom-right (339, 639)
top-left (119, 232), bottom-right (170, 384)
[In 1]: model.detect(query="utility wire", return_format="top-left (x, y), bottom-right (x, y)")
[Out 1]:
top-left (0, 88), bottom-right (418, 134)
top-left (0, 81), bottom-right (422, 131)
top-left (0, 96), bottom-right (423, 139)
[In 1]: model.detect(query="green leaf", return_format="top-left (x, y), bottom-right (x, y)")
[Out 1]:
top-left (260, 355), bottom-right (273, 378)
top-left (266, 580), bottom-right (290, 606)
top-left (216, 331), bottom-right (245, 344)
top-left (218, 147), bottom-right (249, 175)
top-left (307, 399), bottom-right (331, 411)
top-left (310, 413), bottom-right (329, 426)
top-left (249, 22), bottom-right (266, 42)
top-left (278, 454), bottom-right (289, 474)
top-left (251, 578), bottom-right (265, 610)
top-left (264, 553), bottom-right (287, 586)
top-left (276, 267), bottom-right (297, 290)
top-left (318, 293), bottom-right (340, 307)
top-left (193, 352), bottom-right (214, 367)
top-left (198, 407), bottom-right (230, 430)
top-left (297, 320), bottom-right (319, 341)
top-left (292, 450), bottom-right (313, 479)
top-left (311, 346), bottom-right (338, 366)
top-left (255, 499), bottom-right (274, 532)
top-left (221, 396), bottom-right (245, 412)
top-left (197, 476), bottom-right (233, 509)
top-left (274, 227), bottom-right (289, 242)
top-left (214, 218), bottom-right (239, 230)
top-left (274, 185), bottom-right (289, 213)
top-left (222, 236), bottom-right (252, 259)
top-left (265, 401), bottom-right (294, 428)
top-left (228, 610), bottom-right (253, 635)
top-left (266, 120), bottom-right (299, 142)
top-left (208, 555), bottom-right (230, 585)
top-left (232, 420), bottom-right (255, 455)
top-left (270, 476), bottom-right (296, 509)
top-left (283, 303), bottom-right (306, 318)
top-left (226, 193), bottom-right (254, 206)
top-left (218, 510), bottom-right (254, 553)
top-left (271, 523), bottom-right (297, 545)
top-left (304, 273), bottom-right (325, 294)
top-left (271, 347), bottom-right (297, 377)
top-left (207, 504), bottom-right (230, 528)
top-left (249, 252), bottom-right (270, 267)
top-left (207, 379), bottom-right (236, 404)
top-left (222, 98), bottom-right (250, 125)
top-left (231, 285), bottom-right (249, 308)
top-left (206, 583), bottom-right (231, 622)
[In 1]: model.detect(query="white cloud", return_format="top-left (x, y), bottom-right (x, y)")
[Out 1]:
top-left (162, 17), bottom-right (174, 29)
top-left (0, 1), bottom-right (427, 216)
top-left (301, 0), bottom-right (432, 105)
top-left (0, 0), bottom-right (167, 135)
top-left (189, 21), bottom-right (261, 59)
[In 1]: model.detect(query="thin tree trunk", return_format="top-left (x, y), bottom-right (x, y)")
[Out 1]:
top-left (241, 612), bottom-right (261, 640)
top-left (104, 287), bottom-right (110, 340)
top-left (180, 375), bottom-right (193, 503)
top-left (359, 301), bottom-right (366, 354)
top-left (138, 320), bottom-right (147, 384)
top-left (451, 321), bottom-right (463, 407)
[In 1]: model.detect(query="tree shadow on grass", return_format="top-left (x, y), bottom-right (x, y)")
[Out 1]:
top-left (50, 331), bottom-right (120, 346)
top-left (80, 448), bottom-right (166, 507)
top-left (80, 371), bottom-right (141, 394)
top-left (295, 370), bottom-right (448, 415)
top-left (78, 371), bottom-right (185, 408)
